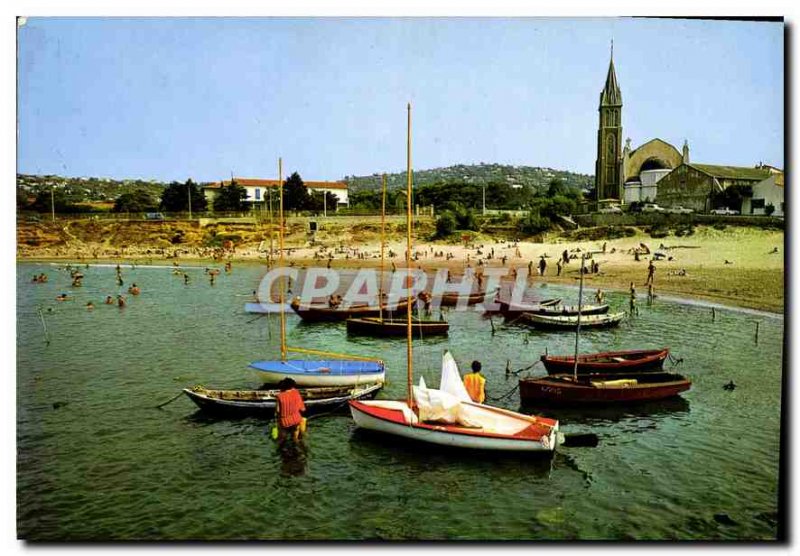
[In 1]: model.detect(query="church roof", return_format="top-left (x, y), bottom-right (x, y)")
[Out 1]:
top-left (599, 54), bottom-right (622, 107)
top-left (687, 164), bottom-right (771, 181)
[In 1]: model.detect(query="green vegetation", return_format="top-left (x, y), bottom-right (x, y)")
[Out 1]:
top-left (160, 179), bottom-right (207, 213)
top-left (113, 190), bottom-right (158, 213)
top-left (212, 181), bottom-right (248, 212)
top-left (343, 163), bottom-right (592, 193)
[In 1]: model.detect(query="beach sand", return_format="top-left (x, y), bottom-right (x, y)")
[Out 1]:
top-left (18, 223), bottom-right (784, 313)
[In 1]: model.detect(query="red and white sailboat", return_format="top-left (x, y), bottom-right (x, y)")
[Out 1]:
top-left (349, 104), bottom-right (559, 453)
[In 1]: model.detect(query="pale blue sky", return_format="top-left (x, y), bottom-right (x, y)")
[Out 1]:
top-left (17, 17), bottom-right (783, 182)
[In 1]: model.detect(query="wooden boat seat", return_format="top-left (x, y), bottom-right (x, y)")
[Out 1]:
top-left (590, 379), bottom-right (638, 389)
top-left (611, 357), bottom-right (627, 363)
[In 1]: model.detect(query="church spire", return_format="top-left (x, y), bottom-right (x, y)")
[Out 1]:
top-left (599, 42), bottom-right (622, 107)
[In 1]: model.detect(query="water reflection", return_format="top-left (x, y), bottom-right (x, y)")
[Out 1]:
top-left (520, 396), bottom-right (690, 426)
top-left (277, 440), bottom-right (308, 478)
top-left (349, 428), bottom-right (555, 477)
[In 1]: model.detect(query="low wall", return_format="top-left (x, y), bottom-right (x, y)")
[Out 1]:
top-left (574, 213), bottom-right (784, 229)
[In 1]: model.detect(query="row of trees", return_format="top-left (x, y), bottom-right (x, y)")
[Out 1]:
top-left (20, 172), bottom-right (338, 215)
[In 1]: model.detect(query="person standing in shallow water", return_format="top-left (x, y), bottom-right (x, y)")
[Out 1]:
top-left (629, 282), bottom-right (638, 316)
top-left (275, 378), bottom-right (306, 443)
top-left (463, 361), bottom-right (486, 404)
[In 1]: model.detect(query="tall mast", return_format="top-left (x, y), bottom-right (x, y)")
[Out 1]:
top-left (573, 254), bottom-right (585, 380)
top-left (379, 173), bottom-right (387, 322)
top-left (278, 157), bottom-right (287, 361)
top-left (406, 103), bottom-right (413, 407)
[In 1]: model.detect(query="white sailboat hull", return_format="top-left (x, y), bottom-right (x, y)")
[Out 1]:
top-left (350, 401), bottom-right (558, 452)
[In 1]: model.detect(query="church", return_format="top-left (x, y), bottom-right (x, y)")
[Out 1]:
top-left (592, 50), bottom-right (781, 214)
top-left (594, 48), bottom-right (690, 204)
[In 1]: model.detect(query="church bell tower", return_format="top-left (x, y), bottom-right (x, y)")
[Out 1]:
top-left (595, 45), bottom-right (623, 201)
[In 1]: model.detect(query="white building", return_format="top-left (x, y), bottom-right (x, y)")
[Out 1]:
top-left (741, 172), bottom-right (784, 216)
top-left (202, 177), bottom-right (349, 209)
top-left (623, 168), bottom-right (672, 204)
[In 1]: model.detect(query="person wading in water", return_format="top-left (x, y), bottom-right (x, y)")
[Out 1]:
top-left (275, 378), bottom-right (307, 444)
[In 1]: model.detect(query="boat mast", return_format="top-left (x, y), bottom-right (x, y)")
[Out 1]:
top-left (279, 157), bottom-right (287, 361)
top-left (379, 173), bottom-right (387, 322)
top-left (573, 253), bottom-right (585, 380)
top-left (406, 103), bottom-right (413, 407)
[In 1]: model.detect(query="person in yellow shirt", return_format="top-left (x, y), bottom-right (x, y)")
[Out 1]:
top-left (463, 361), bottom-right (486, 404)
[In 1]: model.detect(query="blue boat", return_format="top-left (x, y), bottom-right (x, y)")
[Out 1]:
top-left (249, 359), bottom-right (386, 387)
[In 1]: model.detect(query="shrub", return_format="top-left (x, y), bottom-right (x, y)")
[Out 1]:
top-left (765, 203), bottom-right (775, 216)
top-left (435, 211), bottom-right (457, 238)
top-left (517, 213), bottom-right (550, 235)
top-left (648, 226), bottom-right (670, 239)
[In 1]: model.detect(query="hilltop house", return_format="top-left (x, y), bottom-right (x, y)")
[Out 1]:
top-left (202, 178), bottom-right (349, 210)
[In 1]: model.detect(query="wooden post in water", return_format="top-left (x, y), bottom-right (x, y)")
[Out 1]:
top-left (406, 103), bottom-right (414, 407)
top-left (712, 307), bottom-right (716, 322)
top-left (278, 157), bottom-right (287, 362)
top-left (755, 321), bottom-right (760, 344)
top-left (573, 254), bottom-right (586, 381)
top-left (379, 174), bottom-right (386, 322)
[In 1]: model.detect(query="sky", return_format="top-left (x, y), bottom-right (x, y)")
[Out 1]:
top-left (16, 17), bottom-right (784, 183)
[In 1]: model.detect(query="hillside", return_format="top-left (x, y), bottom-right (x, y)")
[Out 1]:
top-left (17, 174), bottom-right (171, 203)
top-left (343, 163), bottom-right (594, 192)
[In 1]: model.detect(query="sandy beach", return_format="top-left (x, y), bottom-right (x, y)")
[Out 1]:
top-left (18, 222), bottom-right (784, 313)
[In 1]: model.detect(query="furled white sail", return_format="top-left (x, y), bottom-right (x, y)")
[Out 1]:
top-left (439, 351), bottom-right (472, 402)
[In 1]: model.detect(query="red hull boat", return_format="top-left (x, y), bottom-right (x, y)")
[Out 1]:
top-left (519, 372), bottom-right (691, 405)
top-left (290, 296), bottom-right (414, 322)
top-left (541, 348), bottom-right (670, 375)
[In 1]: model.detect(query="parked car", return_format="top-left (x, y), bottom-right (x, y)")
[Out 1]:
top-left (666, 205), bottom-right (694, 214)
top-left (598, 205), bottom-right (623, 214)
top-left (710, 207), bottom-right (739, 215)
top-left (641, 203), bottom-right (665, 213)
top-left (145, 212), bottom-right (166, 220)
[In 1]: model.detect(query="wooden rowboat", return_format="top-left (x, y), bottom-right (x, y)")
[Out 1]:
top-left (183, 382), bottom-right (383, 416)
top-left (490, 297), bottom-right (561, 317)
top-left (541, 348), bottom-right (670, 375)
top-left (290, 296), bottom-right (414, 322)
top-left (531, 303), bottom-right (609, 316)
top-left (346, 316), bottom-right (450, 336)
top-left (439, 290), bottom-right (489, 307)
top-left (519, 372), bottom-right (691, 405)
top-left (519, 311), bottom-right (625, 330)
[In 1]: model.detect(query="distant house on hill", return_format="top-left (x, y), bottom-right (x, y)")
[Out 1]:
top-left (655, 163), bottom-right (774, 213)
top-left (202, 177), bottom-right (349, 210)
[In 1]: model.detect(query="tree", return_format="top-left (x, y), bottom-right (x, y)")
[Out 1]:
top-left (113, 190), bottom-right (158, 213)
top-left (283, 172), bottom-right (311, 211)
top-left (213, 181), bottom-right (248, 212)
top-left (435, 211), bottom-right (457, 238)
top-left (765, 203), bottom-right (775, 216)
top-left (29, 188), bottom-right (79, 213)
top-left (160, 179), bottom-right (207, 212)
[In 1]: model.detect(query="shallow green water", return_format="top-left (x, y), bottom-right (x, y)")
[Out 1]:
top-left (17, 262), bottom-right (784, 540)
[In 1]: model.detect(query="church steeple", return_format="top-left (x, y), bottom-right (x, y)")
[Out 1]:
top-left (595, 42), bottom-right (624, 201)
top-left (599, 42), bottom-right (622, 107)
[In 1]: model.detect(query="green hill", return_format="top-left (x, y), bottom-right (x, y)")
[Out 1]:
top-left (343, 163), bottom-right (593, 192)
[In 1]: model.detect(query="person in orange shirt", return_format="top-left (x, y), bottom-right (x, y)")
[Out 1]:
top-left (463, 361), bottom-right (486, 404)
top-left (275, 378), bottom-right (307, 443)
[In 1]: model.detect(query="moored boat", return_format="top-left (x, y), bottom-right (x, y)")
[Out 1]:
top-left (290, 296), bottom-right (414, 322)
top-left (519, 311), bottom-right (625, 330)
top-left (183, 382), bottom-right (383, 415)
top-left (518, 372), bottom-right (691, 405)
top-left (249, 358), bottom-right (385, 387)
top-left (541, 348), bottom-right (670, 375)
top-left (531, 303), bottom-right (609, 316)
top-left (348, 104), bottom-right (559, 454)
top-left (346, 316), bottom-right (449, 336)
top-left (439, 290), bottom-right (489, 306)
top-left (491, 297), bottom-right (561, 317)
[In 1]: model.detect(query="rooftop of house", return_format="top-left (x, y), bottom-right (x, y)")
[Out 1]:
top-left (204, 178), bottom-right (348, 190)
